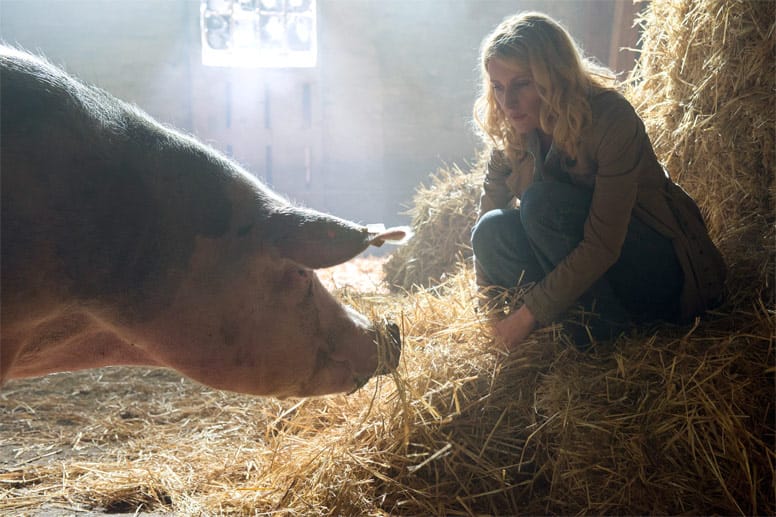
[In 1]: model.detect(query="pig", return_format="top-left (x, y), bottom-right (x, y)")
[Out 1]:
top-left (0, 46), bottom-right (402, 398)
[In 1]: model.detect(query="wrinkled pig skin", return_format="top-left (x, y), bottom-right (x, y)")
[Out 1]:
top-left (0, 46), bottom-right (401, 398)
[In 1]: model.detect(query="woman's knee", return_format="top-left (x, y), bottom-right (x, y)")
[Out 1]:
top-left (471, 209), bottom-right (519, 253)
top-left (520, 181), bottom-right (591, 237)
top-left (520, 181), bottom-right (551, 210)
top-left (519, 182), bottom-right (561, 222)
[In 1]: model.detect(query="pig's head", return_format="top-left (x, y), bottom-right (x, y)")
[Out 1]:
top-left (232, 257), bottom-right (401, 398)
top-left (127, 200), bottom-right (403, 399)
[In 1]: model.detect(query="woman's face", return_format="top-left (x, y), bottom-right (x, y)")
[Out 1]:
top-left (486, 57), bottom-right (543, 135)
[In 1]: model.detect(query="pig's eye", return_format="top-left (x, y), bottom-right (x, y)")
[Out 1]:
top-left (281, 265), bottom-right (313, 302)
top-left (300, 270), bottom-right (313, 298)
top-left (293, 268), bottom-right (313, 300)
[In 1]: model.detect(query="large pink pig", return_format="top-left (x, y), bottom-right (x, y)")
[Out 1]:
top-left (0, 46), bottom-right (401, 398)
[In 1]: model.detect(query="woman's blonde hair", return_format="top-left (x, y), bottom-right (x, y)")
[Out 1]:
top-left (473, 12), bottom-right (616, 163)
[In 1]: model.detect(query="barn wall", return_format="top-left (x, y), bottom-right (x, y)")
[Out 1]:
top-left (0, 0), bottom-right (630, 227)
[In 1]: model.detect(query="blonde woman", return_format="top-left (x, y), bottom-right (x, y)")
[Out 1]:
top-left (470, 12), bottom-right (725, 350)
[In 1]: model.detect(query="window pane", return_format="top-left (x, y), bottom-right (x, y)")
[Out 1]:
top-left (201, 0), bottom-right (317, 68)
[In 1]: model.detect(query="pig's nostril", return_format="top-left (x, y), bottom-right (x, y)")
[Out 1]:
top-left (349, 375), bottom-right (371, 394)
top-left (387, 322), bottom-right (400, 347)
top-left (373, 319), bottom-right (401, 377)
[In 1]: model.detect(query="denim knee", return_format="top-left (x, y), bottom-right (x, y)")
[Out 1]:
top-left (519, 182), bottom-right (554, 236)
top-left (471, 209), bottom-right (512, 256)
top-left (471, 209), bottom-right (527, 288)
top-left (520, 181), bottom-right (592, 239)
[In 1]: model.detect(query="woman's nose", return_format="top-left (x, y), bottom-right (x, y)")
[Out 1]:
top-left (504, 87), bottom-right (519, 109)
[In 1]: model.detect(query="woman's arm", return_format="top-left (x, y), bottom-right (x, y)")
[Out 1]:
top-left (526, 97), bottom-right (644, 324)
top-left (508, 95), bottom-right (650, 347)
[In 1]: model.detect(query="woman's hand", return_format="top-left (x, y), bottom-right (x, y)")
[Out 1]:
top-left (493, 304), bottom-right (537, 352)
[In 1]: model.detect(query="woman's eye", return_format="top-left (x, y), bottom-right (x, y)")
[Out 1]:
top-left (492, 84), bottom-right (504, 92)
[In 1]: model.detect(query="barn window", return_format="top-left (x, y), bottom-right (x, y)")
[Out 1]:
top-left (200, 0), bottom-right (317, 68)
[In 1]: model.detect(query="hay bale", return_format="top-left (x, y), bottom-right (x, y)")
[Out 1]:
top-left (625, 0), bottom-right (776, 306)
top-left (382, 159), bottom-right (484, 291)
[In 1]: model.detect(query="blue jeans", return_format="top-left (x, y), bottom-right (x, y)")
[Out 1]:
top-left (471, 181), bottom-right (683, 347)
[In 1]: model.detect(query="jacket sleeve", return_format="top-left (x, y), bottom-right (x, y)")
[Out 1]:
top-left (478, 148), bottom-right (515, 219)
top-left (523, 97), bottom-right (645, 324)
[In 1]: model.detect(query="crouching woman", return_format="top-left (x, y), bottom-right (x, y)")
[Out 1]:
top-left (470, 12), bottom-right (726, 350)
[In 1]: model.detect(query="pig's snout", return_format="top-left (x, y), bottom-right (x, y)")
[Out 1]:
top-left (373, 320), bottom-right (401, 376)
top-left (351, 320), bottom-right (401, 392)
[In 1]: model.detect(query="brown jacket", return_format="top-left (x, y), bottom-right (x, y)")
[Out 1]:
top-left (478, 89), bottom-right (726, 324)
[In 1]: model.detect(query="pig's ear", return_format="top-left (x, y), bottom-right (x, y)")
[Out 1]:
top-left (367, 226), bottom-right (410, 247)
top-left (267, 209), bottom-right (372, 269)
